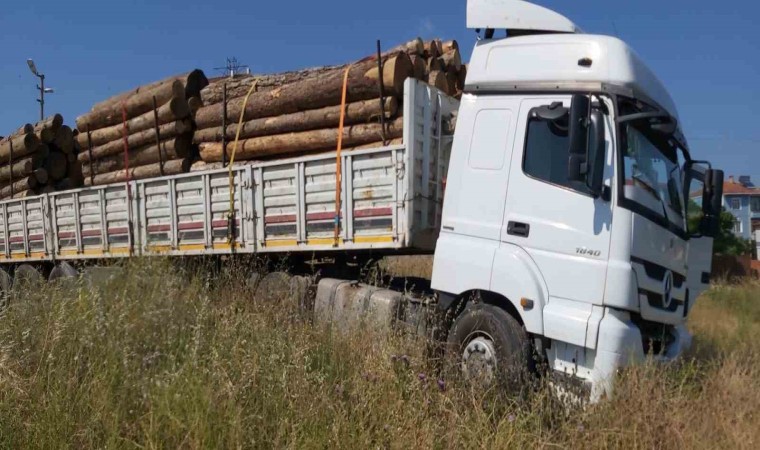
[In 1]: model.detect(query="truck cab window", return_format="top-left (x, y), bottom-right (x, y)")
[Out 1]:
top-left (622, 124), bottom-right (684, 219)
top-left (523, 113), bottom-right (597, 195)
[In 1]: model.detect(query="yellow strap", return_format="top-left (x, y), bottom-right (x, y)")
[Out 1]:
top-left (228, 80), bottom-right (258, 244)
top-left (333, 65), bottom-right (352, 247)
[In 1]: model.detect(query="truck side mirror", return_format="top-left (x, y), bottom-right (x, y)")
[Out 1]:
top-left (708, 169), bottom-right (724, 218)
top-left (701, 169), bottom-right (724, 238)
top-left (567, 94), bottom-right (590, 183)
top-left (586, 110), bottom-right (606, 196)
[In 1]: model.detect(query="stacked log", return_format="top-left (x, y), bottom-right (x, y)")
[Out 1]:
top-left (0, 114), bottom-right (82, 200)
top-left (75, 70), bottom-right (209, 187)
top-left (193, 37), bottom-right (465, 165)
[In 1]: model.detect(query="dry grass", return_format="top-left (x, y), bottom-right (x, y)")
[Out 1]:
top-left (0, 258), bottom-right (757, 449)
top-left (381, 255), bottom-right (434, 279)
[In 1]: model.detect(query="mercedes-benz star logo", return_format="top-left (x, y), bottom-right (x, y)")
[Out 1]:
top-left (662, 270), bottom-right (674, 309)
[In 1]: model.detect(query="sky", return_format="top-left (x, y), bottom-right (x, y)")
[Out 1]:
top-left (1, 0), bottom-right (758, 181)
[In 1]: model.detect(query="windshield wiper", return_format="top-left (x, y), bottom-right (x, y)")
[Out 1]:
top-left (631, 173), bottom-right (660, 199)
top-left (617, 111), bottom-right (673, 123)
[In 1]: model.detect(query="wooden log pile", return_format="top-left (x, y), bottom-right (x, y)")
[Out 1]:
top-left (0, 114), bottom-right (83, 200)
top-left (192, 37), bottom-right (465, 167)
top-left (75, 70), bottom-right (209, 186)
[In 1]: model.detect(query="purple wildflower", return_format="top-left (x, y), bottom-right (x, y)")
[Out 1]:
top-left (437, 379), bottom-right (446, 392)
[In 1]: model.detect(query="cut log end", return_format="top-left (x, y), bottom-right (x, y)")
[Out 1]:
top-left (441, 40), bottom-right (459, 54)
top-left (428, 71), bottom-right (449, 95)
top-left (410, 55), bottom-right (427, 80)
top-left (365, 53), bottom-right (413, 96)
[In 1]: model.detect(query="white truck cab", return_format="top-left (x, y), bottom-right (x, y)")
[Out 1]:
top-left (431, 0), bottom-right (724, 399)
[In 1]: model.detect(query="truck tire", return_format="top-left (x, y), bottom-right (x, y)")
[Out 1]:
top-left (446, 303), bottom-right (533, 390)
top-left (49, 262), bottom-right (78, 282)
top-left (289, 275), bottom-right (314, 313)
top-left (13, 264), bottom-right (42, 294)
top-left (0, 268), bottom-right (11, 311)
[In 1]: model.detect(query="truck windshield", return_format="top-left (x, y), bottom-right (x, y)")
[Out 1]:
top-left (619, 103), bottom-right (686, 232)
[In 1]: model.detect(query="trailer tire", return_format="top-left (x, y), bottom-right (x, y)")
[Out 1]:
top-left (49, 262), bottom-right (78, 283)
top-left (446, 303), bottom-right (533, 391)
top-left (0, 268), bottom-right (11, 311)
top-left (254, 271), bottom-right (292, 301)
top-left (13, 264), bottom-right (42, 294)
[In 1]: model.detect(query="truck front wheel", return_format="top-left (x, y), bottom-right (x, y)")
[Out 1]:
top-left (446, 303), bottom-right (533, 389)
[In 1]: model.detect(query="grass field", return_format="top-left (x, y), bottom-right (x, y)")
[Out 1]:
top-left (0, 258), bottom-right (757, 449)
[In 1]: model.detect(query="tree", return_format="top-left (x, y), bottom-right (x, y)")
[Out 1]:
top-left (688, 199), bottom-right (754, 256)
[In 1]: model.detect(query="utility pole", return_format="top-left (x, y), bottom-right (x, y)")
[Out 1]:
top-left (27, 59), bottom-right (54, 120)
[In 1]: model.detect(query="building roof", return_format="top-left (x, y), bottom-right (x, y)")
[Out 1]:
top-left (723, 179), bottom-right (760, 196)
top-left (690, 177), bottom-right (760, 199)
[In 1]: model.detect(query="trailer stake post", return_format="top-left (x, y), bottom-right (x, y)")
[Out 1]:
top-left (152, 96), bottom-right (164, 176)
top-left (222, 83), bottom-right (228, 167)
top-left (376, 40), bottom-right (389, 145)
top-left (86, 127), bottom-right (95, 186)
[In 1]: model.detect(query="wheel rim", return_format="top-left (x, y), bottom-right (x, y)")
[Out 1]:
top-left (461, 334), bottom-right (497, 383)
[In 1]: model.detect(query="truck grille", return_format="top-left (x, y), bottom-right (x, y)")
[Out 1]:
top-left (633, 256), bottom-right (685, 288)
top-left (642, 290), bottom-right (681, 313)
top-left (631, 257), bottom-right (687, 315)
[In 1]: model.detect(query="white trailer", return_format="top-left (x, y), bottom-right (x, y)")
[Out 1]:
top-left (0, 1), bottom-right (726, 401)
top-left (0, 79), bottom-right (457, 262)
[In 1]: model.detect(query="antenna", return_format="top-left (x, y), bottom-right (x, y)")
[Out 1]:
top-left (611, 20), bottom-right (620, 38)
top-left (213, 57), bottom-right (251, 78)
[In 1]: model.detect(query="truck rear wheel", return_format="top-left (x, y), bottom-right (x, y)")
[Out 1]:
top-left (446, 303), bottom-right (533, 390)
top-left (0, 268), bottom-right (11, 311)
top-left (13, 264), bottom-right (42, 294)
top-left (49, 262), bottom-right (78, 282)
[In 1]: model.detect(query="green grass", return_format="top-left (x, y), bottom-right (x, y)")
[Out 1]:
top-left (0, 259), bottom-right (758, 449)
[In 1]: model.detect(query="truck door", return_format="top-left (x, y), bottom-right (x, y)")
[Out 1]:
top-left (684, 165), bottom-right (714, 302)
top-left (501, 97), bottom-right (613, 305)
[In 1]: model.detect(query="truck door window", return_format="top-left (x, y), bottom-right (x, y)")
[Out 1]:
top-left (523, 113), bottom-right (596, 195)
top-left (687, 177), bottom-right (706, 236)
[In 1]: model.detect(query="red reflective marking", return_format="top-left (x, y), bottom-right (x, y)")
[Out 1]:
top-left (147, 224), bottom-right (171, 232)
top-left (178, 222), bottom-right (204, 231)
top-left (354, 207), bottom-right (392, 218)
top-left (264, 207), bottom-right (391, 224)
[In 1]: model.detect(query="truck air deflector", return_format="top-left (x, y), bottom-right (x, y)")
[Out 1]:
top-left (466, 0), bottom-right (580, 34)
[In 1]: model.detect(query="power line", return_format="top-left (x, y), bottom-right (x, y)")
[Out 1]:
top-left (213, 57), bottom-right (250, 78)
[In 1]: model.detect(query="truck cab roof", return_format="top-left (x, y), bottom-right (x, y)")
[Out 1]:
top-left (465, 33), bottom-right (680, 123)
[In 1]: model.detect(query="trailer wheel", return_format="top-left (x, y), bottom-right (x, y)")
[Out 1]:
top-left (13, 264), bottom-right (43, 295)
top-left (446, 303), bottom-right (533, 390)
top-left (254, 272), bottom-right (292, 302)
top-left (49, 262), bottom-right (78, 283)
top-left (0, 268), bottom-right (11, 311)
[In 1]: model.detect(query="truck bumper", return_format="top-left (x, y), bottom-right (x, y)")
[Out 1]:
top-left (547, 307), bottom-right (692, 402)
